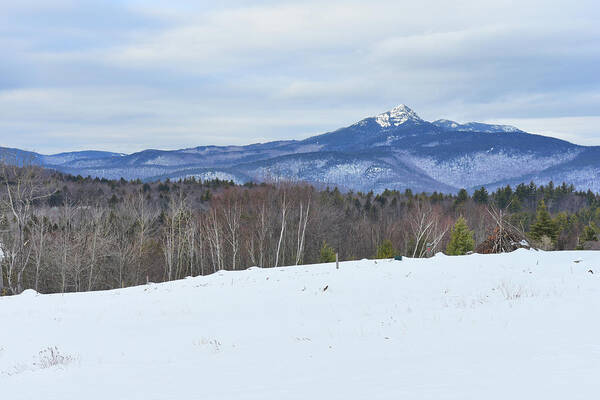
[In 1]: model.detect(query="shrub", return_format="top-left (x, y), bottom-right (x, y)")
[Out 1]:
top-left (319, 241), bottom-right (336, 263)
top-left (376, 239), bottom-right (395, 259)
top-left (34, 347), bottom-right (75, 369)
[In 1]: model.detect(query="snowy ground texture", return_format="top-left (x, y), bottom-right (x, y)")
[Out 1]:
top-left (1, 249), bottom-right (600, 399)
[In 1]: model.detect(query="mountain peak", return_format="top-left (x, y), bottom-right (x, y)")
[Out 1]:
top-left (375, 104), bottom-right (422, 128)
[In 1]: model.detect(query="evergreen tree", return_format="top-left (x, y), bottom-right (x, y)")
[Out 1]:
top-left (530, 199), bottom-right (559, 243)
top-left (446, 217), bottom-right (475, 255)
top-left (508, 195), bottom-right (522, 212)
top-left (515, 183), bottom-right (528, 201)
top-left (553, 212), bottom-right (570, 234)
top-left (495, 185), bottom-right (513, 209)
top-left (473, 187), bottom-right (489, 204)
top-left (319, 241), bottom-right (337, 263)
top-left (454, 188), bottom-right (469, 206)
top-left (581, 222), bottom-right (599, 242)
top-left (376, 239), bottom-right (395, 259)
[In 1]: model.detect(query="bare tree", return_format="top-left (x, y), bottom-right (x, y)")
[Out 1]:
top-left (274, 190), bottom-right (288, 268)
top-left (57, 198), bottom-right (77, 293)
top-left (107, 205), bottom-right (136, 288)
top-left (30, 210), bottom-right (49, 292)
top-left (0, 212), bottom-right (8, 294)
top-left (295, 196), bottom-right (310, 265)
top-left (186, 215), bottom-right (199, 277)
top-left (206, 207), bottom-right (225, 272)
top-left (407, 200), bottom-right (448, 258)
top-left (0, 160), bottom-right (55, 293)
top-left (162, 193), bottom-right (183, 280)
top-left (86, 205), bottom-right (107, 291)
top-left (222, 194), bottom-right (241, 270)
top-left (127, 192), bottom-right (157, 284)
top-left (255, 200), bottom-right (269, 267)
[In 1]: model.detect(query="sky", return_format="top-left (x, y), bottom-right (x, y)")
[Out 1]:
top-left (1, 0), bottom-right (599, 154)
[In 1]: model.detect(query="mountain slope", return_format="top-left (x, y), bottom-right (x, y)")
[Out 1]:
top-left (231, 149), bottom-right (457, 192)
top-left (433, 119), bottom-right (522, 133)
top-left (2, 104), bottom-right (599, 192)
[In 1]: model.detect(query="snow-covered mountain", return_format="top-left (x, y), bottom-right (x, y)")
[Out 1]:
top-left (374, 104), bottom-right (425, 127)
top-left (432, 119), bottom-right (522, 133)
top-left (2, 104), bottom-right (599, 193)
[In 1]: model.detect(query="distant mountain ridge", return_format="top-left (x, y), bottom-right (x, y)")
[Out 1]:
top-left (2, 105), bottom-right (599, 193)
top-left (432, 119), bottom-right (522, 133)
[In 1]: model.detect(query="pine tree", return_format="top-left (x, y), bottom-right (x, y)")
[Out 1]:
top-left (581, 223), bottom-right (599, 242)
top-left (473, 187), bottom-right (489, 204)
top-left (508, 195), bottom-right (522, 212)
top-left (530, 200), bottom-right (558, 243)
top-left (319, 241), bottom-right (337, 263)
top-left (453, 188), bottom-right (469, 208)
top-left (446, 217), bottom-right (475, 255)
top-left (376, 239), bottom-right (395, 259)
top-left (495, 185), bottom-right (513, 209)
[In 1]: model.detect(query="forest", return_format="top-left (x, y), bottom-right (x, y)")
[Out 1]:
top-left (1, 161), bottom-right (599, 295)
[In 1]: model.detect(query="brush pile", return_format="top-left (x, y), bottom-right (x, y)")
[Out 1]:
top-left (476, 226), bottom-right (530, 254)
top-left (475, 205), bottom-right (530, 254)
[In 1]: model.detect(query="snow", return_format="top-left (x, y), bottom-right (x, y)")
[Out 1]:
top-left (250, 158), bottom-right (400, 191)
top-left (517, 167), bottom-right (600, 195)
top-left (405, 149), bottom-right (582, 189)
top-left (432, 119), bottom-right (522, 133)
top-left (1, 250), bottom-right (600, 399)
top-left (375, 104), bottom-right (422, 128)
top-left (180, 171), bottom-right (243, 184)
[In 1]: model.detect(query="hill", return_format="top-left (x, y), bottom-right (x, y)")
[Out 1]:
top-left (1, 250), bottom-right (600, 399)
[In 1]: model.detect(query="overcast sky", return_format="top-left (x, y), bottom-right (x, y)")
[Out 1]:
top-left (1, 0), bottom-right (599, 154)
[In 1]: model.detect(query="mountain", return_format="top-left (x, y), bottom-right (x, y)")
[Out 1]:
top-left (1, 104), bottom-right (599, 193)
top-left (40, 151), bottom-right (124, 166)
top-left (432, 119), bottom-right (522, 133)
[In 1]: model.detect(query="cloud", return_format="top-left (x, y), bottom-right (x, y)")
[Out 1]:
top-left (488, 117), bottom-right (600, 146)
top-left (0, 0), bottom-right (599, 153)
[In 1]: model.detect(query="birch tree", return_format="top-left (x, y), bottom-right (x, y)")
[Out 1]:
top-left (295, 197), bottom-right (310, 265)
top-left (274, 191), bottom-right (287, 268)
top-left (222, 195), bottom-right (241, 270)
top-left (407, 200), bottom-right (448, 258)
top-left (0, 161), bottom-right (55, 293)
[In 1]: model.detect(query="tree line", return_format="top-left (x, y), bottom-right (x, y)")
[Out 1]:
top-left (1, 162), bottom-right (599, 295)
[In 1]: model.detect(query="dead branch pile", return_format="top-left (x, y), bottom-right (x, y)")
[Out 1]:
top-left (475, 205), bottom-right (530, 254)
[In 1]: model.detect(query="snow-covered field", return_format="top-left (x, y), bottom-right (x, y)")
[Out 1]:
top-left (1, 250), bottom-right (599, 399)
